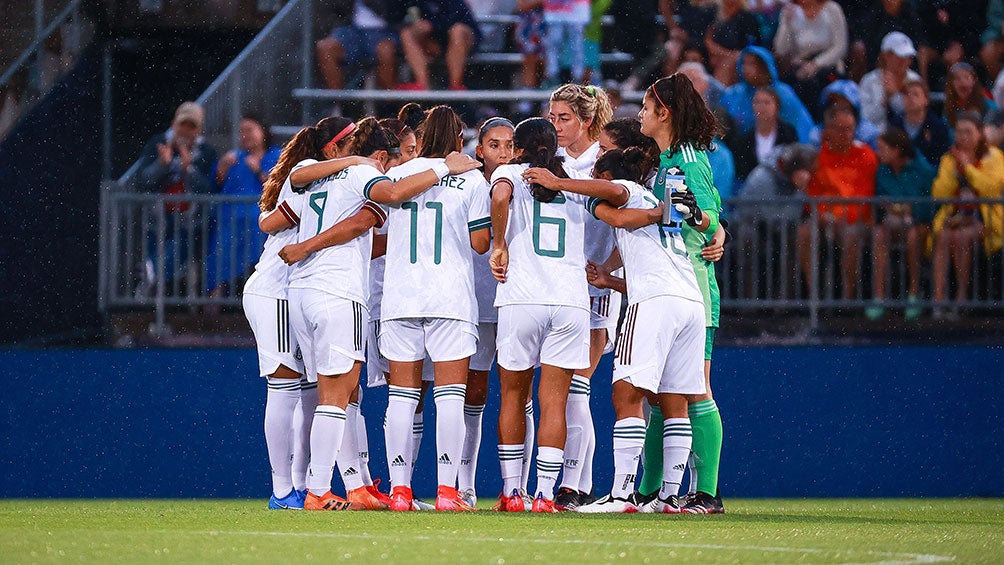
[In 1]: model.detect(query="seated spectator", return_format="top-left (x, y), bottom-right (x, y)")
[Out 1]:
top-left (858, 32), bottom-right (922, 132)
top-left (981, 0), bottom-right (1004, 80)
top-left (205, 113), bottom-right (280, 299)
top-left (847, 0), bottom-right (927, 83)
top-left (917, 0), bottom-right (986, 90)
top-left (315, 1), bottom-right (398, 90)
top-left (515, 0), bottom-right (545, 114)
top-left (984, 109), bottom-right (1004, 151)
top-left (944, 62), bottom-right (998, 130)
top-left (730, 85), bottom-right (798, 184)
top-left (798, 105), bottom-right (878, 300)
top-left (771, 0), bottom-right (847, 115)
top-left (661, 0), bottom-right (719, 77)
top-left (931, 111), bottom-right (1004, 316)
top-left (710, 137), bottom-right (738, 201)
top-left (394, 0), bottom-right (481, 90)
top-left (809, 80), bottom-right (881, 149)
top-left (746, 0), bottom-right (785, 46)
top-left (867, 128), bottom-right (936, 321)
top-left (720, 46), bottom-right (814, 142)
top-left (678, 61), bottom-right (726, 112)
top-left (888, 78), bottom-right (953, 168)
top-left (136, 101), bottom-right (218, 286)
top-left (704, 0), bottom-right (762, 86)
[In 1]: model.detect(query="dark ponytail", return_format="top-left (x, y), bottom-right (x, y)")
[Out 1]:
top-left (602, 118), bottom-right (660, 174)
top-left (260, 115), bottom-right (354, 210)
top-left (511, 117), bottom-right (567, 203)
top-left (594, 148), bottom-right (646, 185)
top-left (418, 105), bottom-right (465, 158)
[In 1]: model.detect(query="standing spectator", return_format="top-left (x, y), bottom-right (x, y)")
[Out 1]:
top-left (867, 128), bottom-right (936, 321)
top-left (205, 113), bottom-right (280, 299)
top-left (771, 0), bottom-right (848, 111)
top-left (730, 85), bottom-right (798, 184)
top-left (798, 105), bottom-right (878, 300)
top-left (704, 0), bottom-right (762, 86)
top-left (315, 1), bottom-right (399, 90)
top-left (917, 0), bottom-right (988, 90)
top-left (858, 32), bottom-right (921, 132)
top-left (541, 0), bottom-right (591, 87)
top-left (846, 0), bottom-right (927, 82)
top-left (931, 111), bottom-right (1004, 316)
top-left (944, 62), bottom-right (998, 130)
top-left (136, 101), bottom-right (218, 286)
top-left (721, 46), bottom-right (815, 142)
top-left (982, 0), bottom-right (1004, 80)
top-left (395, 0), bottom-right (481, 90)
top-left (888, 79), bottom-right (953, 168)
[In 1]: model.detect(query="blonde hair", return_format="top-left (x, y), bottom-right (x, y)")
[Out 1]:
top-left (549, 84), bottom-right (613, 142)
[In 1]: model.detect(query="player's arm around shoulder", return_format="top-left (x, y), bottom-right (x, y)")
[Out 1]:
top-left (593, 184), bottom-right (663, 230)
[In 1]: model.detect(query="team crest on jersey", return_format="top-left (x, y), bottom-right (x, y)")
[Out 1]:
top-left (294, 346), bottom-right (303, 361)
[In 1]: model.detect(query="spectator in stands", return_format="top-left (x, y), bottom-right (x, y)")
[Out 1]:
top-left (721, 46), bottom-right (814, 142)
top-left (810, 79), bottom-right (881, 149)
top-left (136, 101), bottom-right (218, 285)
top-left (982, 0), bottom-right (1004, 80)
top-left (515, 0), bottom-right (545, 114)
top-left (944, 62), bottom-right (998, 130)
top-left (746, 0), bottom-right (784, 46)
top-left (846, 0), bottom-right (927, 83)
top-left (660, 0), bottom-right (719, 78)
top-left (395, 0), bottom-right (481, 90)
top-left (737, 142), bottom-right (816, 223)
top-left (315, 1), bottom-right (398, 90)
top-left (679, 61), bottom-right (726, 113)
top-left (541, 0), bottom-right (590, 87)
top-left (984, 109), bottom-right (1004, 151)
top-left (704, 0), bottom-right (762, 86)
top-left (771, 0), bottom-right (847, 114)
top-left (931, 111), bottom-right (1004, 317)
top-left (797, 105), bottom-right (877, 300)
top-left (731, 85), bottom-right (798, 184)
top-left (582, 0), bottom-right (612, 84)
top-left (918, 0), bottom-right (987, 90)
top-left (858, 32), bottom-right (921, 133)
top-left (867, 128), bottom-right (936, 321)
top-left (205, 113), bottom-right (280, 299)
top-left (888, 79), bottom-right (952, 169)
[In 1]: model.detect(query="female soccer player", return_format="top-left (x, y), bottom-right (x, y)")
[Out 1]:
top-left (524, 147), bottom-right (703, 514)
top-left (489, 117), bottom-right (627, 513)
top-left (373, 105), bottom-right (492, 512)
top-left (547, 84), bottom-right (614, 509)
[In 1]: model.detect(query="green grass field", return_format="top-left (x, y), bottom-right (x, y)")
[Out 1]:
top-left (2, 499), bottom-right (1002, 563)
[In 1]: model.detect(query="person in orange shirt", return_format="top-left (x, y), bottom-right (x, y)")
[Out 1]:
top-left (797, 105), bottom-right (878, 300)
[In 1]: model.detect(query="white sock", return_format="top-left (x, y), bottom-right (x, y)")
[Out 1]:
top-left (433, 384), bottom-right (466, 488)
top-left (291, 379), bottom-right (317, 491)
top-left (521, 400), bottom-right (534, 494)
top-left (660, 418), bottom-right (693, 500)
top-left (561, 375), bottom-right (592, 491)
top-left (411, 410), bottom-right (424, 467)
top-left (356, 387), bottom-right (373, 486)
top-left (385, 386), bottom-right (420, 488)
top-left (687, 451), bottom-right (699, 495)
top-left (535, 446), bottom-right (564, 500)
top-left (498, 444), bottom-right (524, 496)
top-left (306, 405), bottom-right (347, 495)
top-left (611, 417), bottom-right (646, 499)
top-left (580, 403), bottom-right (596, 494)
top-left (336, 402), bottom-right (365, 492)
top-left (264, 378), bottom-right (300, 498)
top-left (459, 403), bottom-right (485, 492)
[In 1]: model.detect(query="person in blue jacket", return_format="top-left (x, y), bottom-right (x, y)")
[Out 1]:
top-left (720, 45), bottom-right (814, 143)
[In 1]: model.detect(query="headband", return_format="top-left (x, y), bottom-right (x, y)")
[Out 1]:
top-left (652, 82), bottom-right (670, 110)
top-left (321, 121), bottom-right (357, 154)
top-left (480, 117), bottom-right (515, 136)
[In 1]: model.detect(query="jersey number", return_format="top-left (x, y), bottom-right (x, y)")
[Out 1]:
top-left (402, 200), bottom-right (443, 264)
top-left (642, 192), bottom-right (687, 258)
top-left (309, 191), bottom-right (328, 235)
top-left (532, 194), bottom-right (566, 258)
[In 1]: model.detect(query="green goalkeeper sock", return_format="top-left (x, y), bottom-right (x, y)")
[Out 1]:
top-left (689, 399), bottom-right (723, 496)
top-left (638, 405), bottom-right (664, 497)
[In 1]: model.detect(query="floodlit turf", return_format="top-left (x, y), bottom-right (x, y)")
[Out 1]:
top-left (1, 499), bottom-right (1002, 563)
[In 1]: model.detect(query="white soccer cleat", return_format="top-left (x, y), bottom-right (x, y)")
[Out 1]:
top-left (460, 488), bottom-right (477, 508)
top-left (575, 493), bottom-right (639, 514)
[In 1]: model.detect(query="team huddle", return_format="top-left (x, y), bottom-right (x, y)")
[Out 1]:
top-left (245, 74), bottom-right (726, 515)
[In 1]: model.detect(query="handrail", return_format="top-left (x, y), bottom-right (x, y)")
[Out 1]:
top-left (0, 0), bottom-right (83, 89)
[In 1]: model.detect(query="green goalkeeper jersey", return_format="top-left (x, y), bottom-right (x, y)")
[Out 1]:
top-left (653, 143), bottom-right (722, 328)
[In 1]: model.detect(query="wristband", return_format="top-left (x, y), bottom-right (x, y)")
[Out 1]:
top-left (431, 162), bottom-right (451, 179)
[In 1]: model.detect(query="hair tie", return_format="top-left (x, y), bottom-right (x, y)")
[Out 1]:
top-left (586, 86), bottom-right (596, 96)
top-left (321, 122), bottom-right (357, 154)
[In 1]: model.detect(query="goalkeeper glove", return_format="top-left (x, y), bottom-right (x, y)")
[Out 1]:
top-left (670, 185), bottom-right (704, 227)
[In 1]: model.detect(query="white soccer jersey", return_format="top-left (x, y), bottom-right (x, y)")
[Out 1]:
top-left (286, 161), bottom-right (388, 305)
top-left (473, 246), bottom-right (497, 323)
top-left (244, 177), bottom-right (301, 299)
top-left (560, 142), bottom-right (614, 298)
top-left (602, 180), bottom-right (703, 306)
top-left (491, 163), bottom-right (591, 310)
top-left (367, 222), bottom-right (389, 319)
top-left (380, 157), bottom-right (491, 323)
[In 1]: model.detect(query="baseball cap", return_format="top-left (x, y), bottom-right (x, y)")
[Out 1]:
top-left (880, 32), bottom-right (916, 58)
top-left (173, 101), bottom-right (205, 128)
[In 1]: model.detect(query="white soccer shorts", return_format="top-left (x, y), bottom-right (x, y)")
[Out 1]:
top-left (379, 317), bottom-right (478, 363)
top-left (589, 291), bottom-right (622, 354)
top-left (612, 295), bottom-right (706, 395)
top-left (496, 304), bottom-right (590, 372)
top-left (366, 319), bottom-right (435, 386)
top-left (243, 293), bottom-right (304, 378)
top-left (287, 288), bottom-right (366, 382)
top-left (470, 322), bottom-right (498, 372)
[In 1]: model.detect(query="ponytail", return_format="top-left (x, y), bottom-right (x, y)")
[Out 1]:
top-left (259, 116), bottom-right (354, 210)
top-left (511, 117), bottom-right (567, 203)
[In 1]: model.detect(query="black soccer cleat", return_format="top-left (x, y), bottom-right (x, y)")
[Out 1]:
top-left (554, 487), bottom-right (581, 511)
top-left (682, 491), bottom-right (725, 514)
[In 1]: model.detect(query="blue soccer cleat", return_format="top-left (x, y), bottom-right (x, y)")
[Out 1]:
top-left (268, 489), bottom-right (305, 510)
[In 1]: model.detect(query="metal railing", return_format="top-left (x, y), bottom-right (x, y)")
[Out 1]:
top-left (99, 192), bottom-right (1004, 333)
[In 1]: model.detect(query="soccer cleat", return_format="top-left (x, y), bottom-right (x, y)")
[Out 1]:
top-left (347, 486), bottom-right (389, 510)
top-left (389, 486), bottom-right (414, 512)
top-left (435, 486), bottom-right (477, 512)
top-left (268, 489), bottom-right (304, 510)
top-left (412, 499), bottom-right (435, 511)
top-left (682, 491), bottom-right (725, 514)
top-left (635, 491), bottom-right (661, 513)
top-left (577, 491), bottom-right (598, 506)
top-left (366, 479), bottom-right (393, 507)
top-left (303, 490), bottom-right (351, 511)
top-left (655, 494), bottom-right (684, 514)
top-left (554, 487), bottom-right (580, 511)
top-left (519, 489), bottom-right (533, 511)
top-left (576, 493), bottom-right (639, 514)
top-left (491, 489), bottom-right (526, 512)
top-left (460, 487), bottom-right (477, 509)
top-left (531, 493), bottom-right (560, 513)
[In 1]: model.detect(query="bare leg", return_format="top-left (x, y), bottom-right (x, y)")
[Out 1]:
top-left (498, 366), bottom-right (534, 445)
top-left (446, 23), bottom-right (475, 88)
top-left (375, 38), bottom-right (397, 89)
top-left (315, 37), bottom-right (345, 90)
top-left (399, 22), bottom-right (432, 88)
top-left (872, 224), bottom-right (889, 300)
